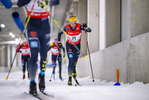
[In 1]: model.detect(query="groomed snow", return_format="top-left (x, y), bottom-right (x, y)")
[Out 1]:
top-left (0, 66), bottom-right (149, 100)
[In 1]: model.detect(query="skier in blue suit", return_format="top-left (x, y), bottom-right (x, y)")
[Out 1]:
top-left (17, 0), bottom-right (57, 96)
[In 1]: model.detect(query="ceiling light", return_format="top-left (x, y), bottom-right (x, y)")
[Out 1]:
top-left (12, 34), bottom-right (15, 38)
top-left (1, 24), bottom-right (5, 28)
top-left (9, 32), bottom-right (13, 36)
top-left (15, 38), bottom-right (18, 41)
top-left (9, 32), bottom-right (15, 38)
top-left (15, 38), bottom-right (20, 43)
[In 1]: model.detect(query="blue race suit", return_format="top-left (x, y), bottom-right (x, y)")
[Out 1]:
top-left (58, 23), bottom-right (91, 77)
top-left (17, 0), bottom-right (50, 81)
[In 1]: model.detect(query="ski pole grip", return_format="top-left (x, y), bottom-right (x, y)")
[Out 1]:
top-left (5, 77), bottom-right (8, 80)
top-left (83, 56), bottom-right (86, 59)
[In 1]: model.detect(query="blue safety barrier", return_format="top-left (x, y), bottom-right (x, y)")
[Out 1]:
top-left (0, 0), bottom-right (12, 9)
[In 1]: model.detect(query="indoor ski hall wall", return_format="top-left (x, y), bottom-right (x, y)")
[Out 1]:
top-left (77, 0), bottom-right (149, 84)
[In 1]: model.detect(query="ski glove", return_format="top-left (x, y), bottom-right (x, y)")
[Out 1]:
top-left (40, 0), bottom-right (49, 11)
top-left (63, 54), bottom-right (66, 59)
top-left (50, 42), bottom-right (54, 46)
top-left (82, 23), bottom-right (87, 28)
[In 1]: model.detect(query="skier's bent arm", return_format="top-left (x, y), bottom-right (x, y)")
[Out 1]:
top-left (58, 27), bottom-right (66, 42)
top-left (16, 45), bottom-right (21, 53)
top-left (48, 46), bottom-right (52, 51)
top-left (80, 26), bottom-right (92, 32)
top-left (17, 0), bottom-right (31, 7)
top-left (62, 45), bottom-right (65, 54)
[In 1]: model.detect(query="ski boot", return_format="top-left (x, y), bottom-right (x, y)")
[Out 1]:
top-left (23, 74), bottom-right (25, 80)
top-left (53, 73), bottom-right (55, 80)
top-left (59, 75), bottom-right (64, 81)
top-left (72, 72), bottom-right (80, 85)
top-left (29, 82), bottom-right (37, 96)
top-left (38, 73), bottom-right (45, 92)
top-left (72, 72), bottom-right (77, 79)
top-left (68, 76), bottom-right (72, 86)
top-left (28, 73), bottom-right (30, 80)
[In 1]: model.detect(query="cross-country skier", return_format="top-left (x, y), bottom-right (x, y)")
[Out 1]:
top-left (58, 15), bottom-right (92, 86)
top-left (49, 38), bottom-right (65, 81)
top-left (17, 0), bottom-right (51, 95)
top-left (16, 38), bottom-right (30, 80)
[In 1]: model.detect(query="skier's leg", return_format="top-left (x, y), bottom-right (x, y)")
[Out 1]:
top-left (66, 43), bottom-right (75, 85)
top-left (51, 54), bottom-right (57, 80)
top-left (27, 56), bottom-right (30, 79)
top-left (38, 18), bottom-right (50, 76)
top-left (38, 21), bottom-right (50, 92)
top-left (67, 51), bottom-right (74, 76)
top-left (58, 54), bottom-right (62, 79)
top-left (28, 36), bottom-right (39, 81)
top-left (73, 49), bottom-right (80, 79)
top-left (72, 62), bottom-right (77, 78)
top-left (27, 24), bottom-right (39, 95)
top-left (28, 41), bottom-right (39, 94)
top-left (21, 57), bottom-right (25, 80)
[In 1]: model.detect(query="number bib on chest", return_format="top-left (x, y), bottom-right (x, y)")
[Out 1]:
top-left (51, 47), bottom-right (60, 55)
top-left (67, 33), bottom-right (81, 43)
top-left (21, 48), bottom-right (30, 56)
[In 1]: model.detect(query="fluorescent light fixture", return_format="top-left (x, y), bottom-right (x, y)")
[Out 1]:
top-left (9, 32), bottom-right (13, 36)
top-left (12, 34), bottom-right (15, 38)
top-left (9, 32), bottom-right (15, 38)
top-left (15, 38), bottom-right (20, 42)
top-left (15, 38), bottom-right (18, 41)
top-left (15, 38), bottom-right (19, 44)
top-left (1, 24), bottom-right (5, 28)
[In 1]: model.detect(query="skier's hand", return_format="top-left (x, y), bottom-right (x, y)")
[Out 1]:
top-left (63, 54), bottom-right (66, 59)
top-left (82, 23), bottom-right (87, 29)
top-left (50, 42), bottom-right (54, 46)
top-left (40, 0), bottom-right (49, 11)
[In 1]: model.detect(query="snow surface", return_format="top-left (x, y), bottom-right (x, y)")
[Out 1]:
top-left (0, 66), bottom-right (149, 100)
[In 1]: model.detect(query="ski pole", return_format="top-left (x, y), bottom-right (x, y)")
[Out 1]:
top-left (49, 71), bottom-right (53, 81)
top-left (5, 0), bottom-right (36, 80)
top-left (52, 18), bottom-right (86, 59)
top-left (85, 30), bottom-right (95, 82)
top-left (24, 0), bottom-right (36, 43)
top-left (5, 53), bottom-right (17, 80)
top-left (18, 0), bottom-right (36, 45)
top-left (49, 67), bottom-right (54, 81)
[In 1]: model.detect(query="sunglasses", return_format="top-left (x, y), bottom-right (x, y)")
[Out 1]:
top-left (70, 22), bottom-right (76, 25)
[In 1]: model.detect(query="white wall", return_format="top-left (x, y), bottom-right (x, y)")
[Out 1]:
top-left (121, 0), bottom-right (130, 41)
top-left (99, 0), bottom-right (106, 50)
top-left (77, 32), bottom-right (149, 83)
top-left (87, 0), bottom-right (99, 53)
top-left (122, 0), bottom-right (149, 40)
top-left (105, 0), bottom-right (121, 47)
top-left (0, 44), bottom-right (22, 68)
top-left (130, 0), bottom-right (149, 37)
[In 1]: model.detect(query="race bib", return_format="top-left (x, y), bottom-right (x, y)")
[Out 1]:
top-left (51, 48), bottom-right (59, 55)
top-left (67, 33), bottom-right (81, 42)
top-left (22, 49), bottom-right (30, 54)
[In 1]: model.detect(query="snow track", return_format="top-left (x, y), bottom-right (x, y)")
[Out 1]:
top-left (0, 66), bottom-right (149, 100)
